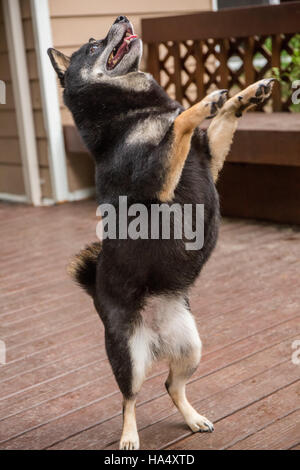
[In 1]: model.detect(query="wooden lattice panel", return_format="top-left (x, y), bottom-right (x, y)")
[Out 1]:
top-left (144, 4), bottom-right (300, 112)
top-left (153, 34), bottom-right (300, 111)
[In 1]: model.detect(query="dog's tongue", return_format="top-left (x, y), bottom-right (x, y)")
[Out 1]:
top-left (108, 32), bottom-right (138, 69)
top-left (115, 34), bottom-right (137, 59)
top-left (125, 34), bottom-right (138, 42)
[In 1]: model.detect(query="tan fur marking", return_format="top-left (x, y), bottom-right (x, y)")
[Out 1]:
top-left (158, 91), bottom-right (226, 202)
top-left (208, 112), bottom-right (238, 182)
top-left (120, 398), bottom-right (140, 450)
top-left (208, 78), bottom-right (275, 182)
top-left (67, 242), bottom-right (102, 280)
top-left (159, 124), bottom-right (194, 203)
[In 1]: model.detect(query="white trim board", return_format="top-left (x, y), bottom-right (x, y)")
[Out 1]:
top-left (0, 193), bottom-right (29, 204)
top-left (213, 0), bottom-right (280, 9)
top-left (68, 187), bottom-right (96, 202)
top-left (212, 0), bottom-right (218, 11)
top-left (30, 0), bottom-right (70, 203)
top-left (42, 187), bottom-right (96, 206)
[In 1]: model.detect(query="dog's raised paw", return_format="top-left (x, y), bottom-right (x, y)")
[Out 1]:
top-left (187, 413), bottom-right (215, 433)
top-left (235, 78), bottom-right (276, 117)
top-left (204, 89), bottom-right (228, 119)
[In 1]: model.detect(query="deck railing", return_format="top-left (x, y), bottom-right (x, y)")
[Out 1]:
top-left (142, 2), bottom-right (300, 111)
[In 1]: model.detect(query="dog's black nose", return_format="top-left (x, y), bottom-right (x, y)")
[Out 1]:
top-left (114, 15), bottom-right (129, 24)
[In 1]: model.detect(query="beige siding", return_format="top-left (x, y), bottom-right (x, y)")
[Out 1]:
top-left (49, 0), bottom-right (211, 17)
top-left (0, 0), bottom-right (24, 195)
top-left (0, 165), bottom-right (25, 194)
top-left (0, 0), bottom-right (51, 198)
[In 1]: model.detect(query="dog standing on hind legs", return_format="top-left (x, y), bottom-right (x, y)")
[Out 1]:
top-left (48, 15), bottom-right (275, 450)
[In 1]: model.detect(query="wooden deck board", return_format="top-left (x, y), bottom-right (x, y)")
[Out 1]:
top-left (0, 200), bottom-right (299, 450)
top-left (291, 444), bottom-right (300, 450)
top-left (167, 381), bottom-right (300, 450)
top-left (229, 409), bottom-right (300, 450)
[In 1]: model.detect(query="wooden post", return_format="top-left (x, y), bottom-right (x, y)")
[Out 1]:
top-left (219, 38), bottom-right (230, 90)
top-left (272, 34), bottom-right (283, 112)
top-left (244, 37), bottom-right (255, 87)
top-left (194, 40), bottom-right (206, 100)
top-left (172, 42), bottom-right (183, 103)
top-left (147, 43), bottom-right (161, 83)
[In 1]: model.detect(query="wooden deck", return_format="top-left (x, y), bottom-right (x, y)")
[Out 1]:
top-left (0, 200), bottom-right (299, 450)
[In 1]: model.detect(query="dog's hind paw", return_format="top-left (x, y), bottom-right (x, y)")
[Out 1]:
top-left (119, 432), bottom-right (140, 450)
top-left (204, 89), bottom-right (228, 119)
top-left (234, 78), bottom-right (276, 117)
top-left (186, 413), bottom-right (215, 433)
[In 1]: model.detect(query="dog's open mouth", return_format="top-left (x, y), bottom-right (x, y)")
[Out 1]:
top-left (107, 27), bottom-right (138, 70)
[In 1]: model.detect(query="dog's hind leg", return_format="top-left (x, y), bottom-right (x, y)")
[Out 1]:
top-left (156, 296), bottom-right (214, 433)
top-left (120, 318), bottom-right (160, 450)
top-left (101, 301), bottom-right (157, 450)
top-left (158, 89), bottom-right (228, 202)
top-left (208, 78), bottom-right (275, 182)
top-left (166, 354), bottom-right (214, 433)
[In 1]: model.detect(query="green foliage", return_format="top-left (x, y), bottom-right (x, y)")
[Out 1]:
top-left (272, 34), bottom-right (300, 112)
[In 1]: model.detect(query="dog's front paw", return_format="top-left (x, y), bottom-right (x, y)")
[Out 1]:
top-left (186, 412), bottom-right (214, 433)
top-left (119, 431), bottom-right (140, 450)
top-left (234, 78), bottom-right (276, 117)
top-left (203, 89), bottom-right (228, 119)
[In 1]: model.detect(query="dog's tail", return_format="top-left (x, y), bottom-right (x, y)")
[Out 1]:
top-left (67, 242), bottom-right (102, 297)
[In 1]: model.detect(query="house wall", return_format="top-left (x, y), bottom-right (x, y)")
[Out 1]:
top-left (0, 0), bottom-right (25, 196)
top-left (0, 0), bottom-right (53, 199)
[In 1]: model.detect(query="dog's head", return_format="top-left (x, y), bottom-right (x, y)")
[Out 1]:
top-left (48, 16), bottom-right (142, 88)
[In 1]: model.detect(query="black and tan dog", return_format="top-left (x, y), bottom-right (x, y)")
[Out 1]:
top-left (48, 16), bottom-right (274, 450)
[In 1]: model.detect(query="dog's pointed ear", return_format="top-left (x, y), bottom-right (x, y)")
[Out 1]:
top-left (47, 48), bottom-right (70, 87)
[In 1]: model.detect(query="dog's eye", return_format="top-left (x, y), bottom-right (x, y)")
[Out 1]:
top-left (89, 44), bottom-right (100, 54)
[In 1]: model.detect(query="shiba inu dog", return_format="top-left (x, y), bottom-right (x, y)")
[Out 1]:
top-left (48, 15), bottom-right (275, 450)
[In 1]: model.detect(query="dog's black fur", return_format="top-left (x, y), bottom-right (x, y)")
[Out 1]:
top-left (48, 16), bottom-right (219, 401)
